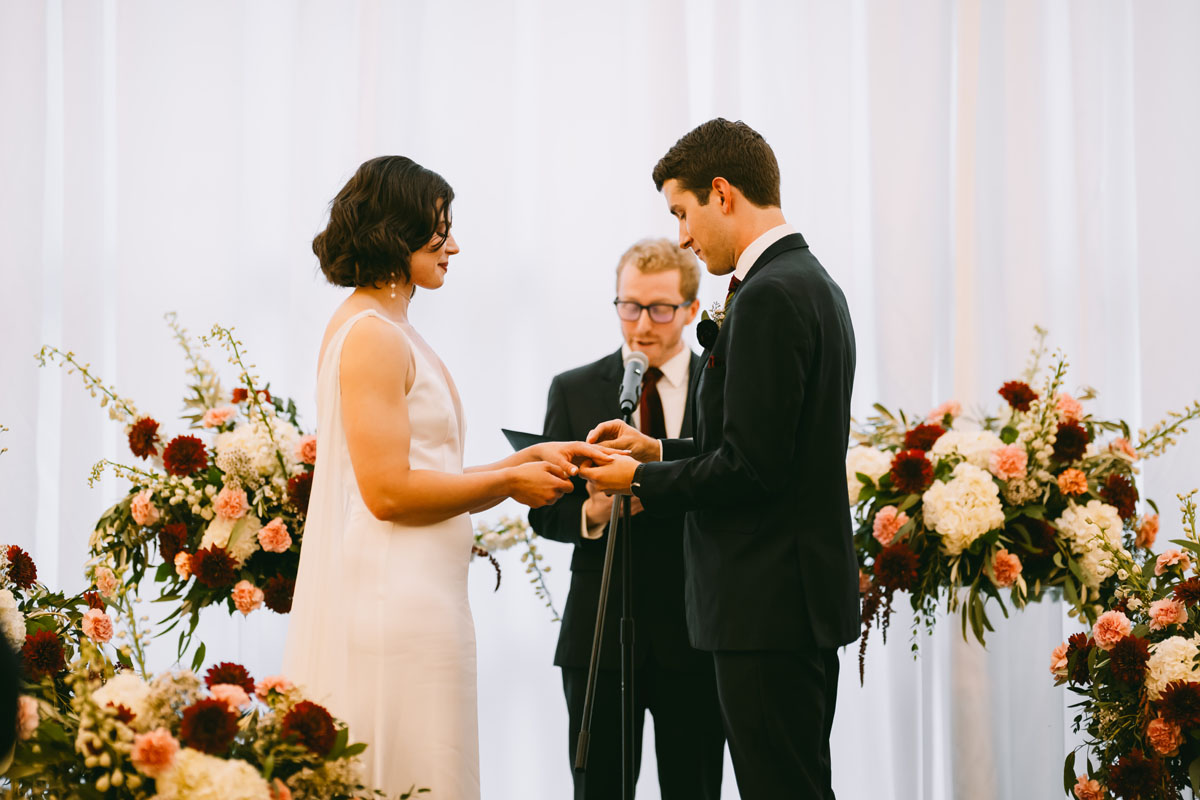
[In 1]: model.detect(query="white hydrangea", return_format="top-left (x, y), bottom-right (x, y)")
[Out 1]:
top-left (154, 748), bottom-right (272, 800)
top-left (846, 446), bottom-right (892, 505)
top-left (930, 429), bottom-right (1005, 470)
top-left (1144, 635), bottom-right (1200, 700)
top-left (91, 672), bottom-right (152, 722)
top-left (921, 463), bottom-right (1006, 556)
top-left (1055, 499), bottom-right (1126, 555)
top-left (215, 416), bottom-right (301, 483)
top-left (0, 590), bottom-right (25, 650)
top-left (201, 515), bottom-right (262, 567)
top-left (1076, 546), bottom-right (1124, 589)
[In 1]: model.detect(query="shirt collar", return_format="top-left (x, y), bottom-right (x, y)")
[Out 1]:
top-left (620, 343), bottom-right (691, 388)
top-left (733, 223), bottom-right (795, 281)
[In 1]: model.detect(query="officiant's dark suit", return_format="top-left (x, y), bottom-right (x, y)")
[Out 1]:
top-left (529, 338), bottom-right (724, 796)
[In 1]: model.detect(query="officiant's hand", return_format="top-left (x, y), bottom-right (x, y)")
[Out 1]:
top-left (583, 478), bottom-right (643, 527)
top-left (579, 453), bottom-right (640, 495)
top-left (531, 440), bottom-right (625, 475)
top-left (586, 420), bottom-right (662, 463)
top-left (508, 462), bottom-right (574, 508)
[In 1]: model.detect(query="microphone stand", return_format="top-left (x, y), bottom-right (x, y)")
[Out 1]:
top-left (574, 405), bottom-right (637, 800)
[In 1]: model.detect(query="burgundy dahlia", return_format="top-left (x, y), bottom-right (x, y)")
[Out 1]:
top-left (231, 388), bottom-right (249, 404)
top-left (1101, 474), bottom-right (1139, 521)
top-left (904, 423), bottom-right (946, 452)
top-left (1052, 422), bottom-right (1091, 463)
top-left (162, 435), bottom-right (208, 477)
top-left (5, 545), bottom-right (37, 590)
top-left (127, 416), bottom-right (161, 459)
top-left (1106, 748), bottom-right (1167, 800)
top-left (288, 472), bottom-right (313, 515)
top-left (1065, 633), bottom-right (1094, 686)
top-left (1174, 578), bottom-right (1200, 607)
top-left (1107, 635), bottom-right (1150, 684)
top-left (280, 700), bottom-right (337, 756)
top-left (1158, 680), bottom-right (1200, 729)
top-left (83, 591), bottom-right (104, 610)
top-left (263, 574), bottom-right (296, 614)
top-left (158, 522), bottom-right (189, 563)
top-left (999, 381), bottom-right (1038, 412)
top-left (889, 450), bottom-right (934, 495)
top-left (874, 542), bottom-right (920, 593)
top-left (205, 661), bottom-right (255, 694)
top-left (21, 630), bottom-right (66, 680)
top-left (191, 546), bottom-right (237, 589)
top-left (108, 703), bottom-right (136, 724)
top-left (179, 698), bottom-right (239, 755)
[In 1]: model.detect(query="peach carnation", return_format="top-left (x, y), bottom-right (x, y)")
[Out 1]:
top-left (214, 486), bottom-right (250, 520)
top-left (95, 566), bottom-right (119, 599)
top-left (174, 551), bottom-right (192, 579)
top-left (1056, 469), bottom-right (1088, 496)
top-left (232, 580), bottom-right (264, 616)
top-left (1050, 642), bottom-right (1069, 678)
top-left (1156, 549), bottom-right (1192, 576)
top-left (1147, 716), bottom-right (1184, 756)
top-left (202, 405), bottom-right (238, 428)
top-left (1072, 775), bottom-right (1103, 800)
top-left (257, 518), bottom-right (292, 553)
top-left (81, 608), bottom-right (114, 643)
top-left (1110, 437), bottom-right (1140, 461)
top-left (1092, 609), bottom-right (1132, 651)
top-left (927, 401), bottom-right (961, 422)
top-left (294, 434), bottom-right (317, 465)
top-left (1137, 514), bottom-right (1160, 549)
top-left (271, 779), bottom-right (293, 800)
top-left (130, 727), bottom-right (180, 778)
top-left (1056, 393), bottom-right (1083, 423)
top-left (1150, 597), bottom-right (1189, 631)
top-left (130, 489), bottom-right (160, 527)
top-left (872, 506), bottom-right (909, 547)
top-left (256, 675), bottom-right (295, 697)
top-left (210, 682), bottom-right (252, 712)
top-left (988, 445), bottom-right (1028, 481)
top-left (17, 696), bottom-right (39, 740)
top-left (992, 549), bottom-right (1023, 588)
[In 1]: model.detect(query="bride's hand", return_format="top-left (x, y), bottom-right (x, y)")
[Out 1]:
top-left (532, 441), bottom-right (626, 474)
top-left (507, 461), bottom-right (574, 508)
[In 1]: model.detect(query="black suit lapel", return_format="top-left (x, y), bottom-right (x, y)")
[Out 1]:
top-left (592, 349), bottom-right (624, 422)
top-left (681, 351), bottom-right (703, 436)
top-left (741, 232), bottom-right (809, 287)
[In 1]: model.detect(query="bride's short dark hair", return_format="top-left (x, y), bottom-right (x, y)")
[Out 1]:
top-left (313, 156), bottom-right (454, 288)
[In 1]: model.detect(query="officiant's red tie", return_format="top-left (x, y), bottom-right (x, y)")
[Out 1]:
top-left (640, 367), bottom-right (667, 439)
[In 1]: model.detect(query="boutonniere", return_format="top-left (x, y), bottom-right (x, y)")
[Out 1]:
top-left (697, 301), bottom-right (725, 350)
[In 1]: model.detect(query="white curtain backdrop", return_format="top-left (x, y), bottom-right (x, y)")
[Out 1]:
top-left (2, 1), bottom-right (1198, 797)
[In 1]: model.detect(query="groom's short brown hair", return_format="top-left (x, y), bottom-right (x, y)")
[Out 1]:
top-left (652, 118), bottom-right (781, 208)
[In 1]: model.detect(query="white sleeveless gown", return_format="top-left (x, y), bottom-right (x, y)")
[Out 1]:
top-left (284, 309), bottom-right (480, 799)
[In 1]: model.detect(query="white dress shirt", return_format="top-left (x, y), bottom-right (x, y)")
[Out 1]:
top-left (733, 223), bottom-right (795, 282)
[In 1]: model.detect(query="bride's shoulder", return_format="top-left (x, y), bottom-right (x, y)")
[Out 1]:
top-left (319, 302), bottom-right (411, 370)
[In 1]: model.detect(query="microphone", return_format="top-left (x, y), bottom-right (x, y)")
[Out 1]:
top-left (617, 350), bottom-right (650, 416)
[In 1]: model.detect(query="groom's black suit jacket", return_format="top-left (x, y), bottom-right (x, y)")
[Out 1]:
top-left (529, 349), bottom-right (710, 672)
top-left (637, 233), bottom-right (860, 651)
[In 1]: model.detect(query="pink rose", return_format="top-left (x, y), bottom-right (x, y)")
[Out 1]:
top-left (232, 579), bottom-right (264, 616)
top-left (294, 434), bottom-right (317, 465)
top-left (1156, 549), bottom-right (1192, 576)
top-left (1147, 716), bottom-right (1184, 756)
top-left (202, 405), bottom-right (238, 428)
top-left (256, 675), bottom-right (295, 697)
top-left (1056, 393), bottom-right (1083, 423)
top-left (1137, 514), bottom-right (1160, 549)
top-left (214, 486), bottom-right (250, 520)
top-left (270, 779), bottom-right (293, 800)
top-left (1050, 642), bottom-right (1069, 678)
top-left (1092, 610), bottom-right (1132, 651)
top-left (927, 401), bottom-right (961, 422)
top-left (130, 727), bottom-right (180, 778)
top-left (988, 445), bottom-right (1028, 481)
top-left (872, 506), bottom-right (909, 547)
top-left (81, 608), bottom-right (114, 643)
top-left (1072, 775), bottom-right (1104, 800)
top-left (174, 551), bottom-right (192, 579)
top-left (130, 489), bottom-right (160, 527)
top-left (1109, 437), bottom-right (1140, 461)
top-left (210, 682), bottom-right (251, 712)
top-left (94, 566), bottom-right (119, 599)
top-left (992, 549), bottom-right (1023, 588)
top-left (257, 518), bottom-right (293, 553)
top-left (1149, 597), bottom-right (1189, 631)
top-left (17, 696), bottom-right (39, 740)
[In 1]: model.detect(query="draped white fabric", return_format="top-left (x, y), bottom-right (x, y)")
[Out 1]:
top-left (2, 1), bottom-right (1198, 797)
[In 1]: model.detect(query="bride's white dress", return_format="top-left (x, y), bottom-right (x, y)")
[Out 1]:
top-left (284, 309), bottom-right (479, 799)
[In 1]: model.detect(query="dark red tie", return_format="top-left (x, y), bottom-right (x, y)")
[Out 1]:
top-left (639, 367), bottom-right (667, 439)
top-left (723, 275), bottom-right (741, 313)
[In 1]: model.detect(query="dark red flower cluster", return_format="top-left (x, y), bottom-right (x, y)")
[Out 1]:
top-left (903, 423), bottom-right (946, 452)
top-left (5, 545), bottom-right (37, 590)
top-left (179, 698), bottom-right (239, 754)
top-left (205, 662), bottom-right (255, 694)
top-left (162, 435), bottom-right (208, 477)
top-left (1100, 474), bottom-right (1139, 521)
top-left (191, 547), bottom-right (237, 589)
top-left (127, 416), bottom-right (161, 459)
top-left (263, 575), bottom-right (296, 614)
top-left (109, 703), bottom-right (136, 724)
top-left (874, 542), bottom-right (919, 593)
top-left (1065, 633), bottom-right (1094, 686)
top-left (1173, 578), bottom-right (1200, 607)
top-left (83, 591), bottom-right (104, 610)
top-left (999, 381), bottom-right (1038, 411)
top-left (1106, 748), bottom-right (1167, 800)
top-left (288, 472), bottom-right (313, 514)
top-left (21, 630), bottom-right (66, 679)
top-left (231, 388), bottom-right (249, 404)
top-left (1052, 422), bottom-right (1091, 463)
top-left (1107, 636), bottom-right (1150, 684)
top-left (1159, 681), bottom-right (1200, 729)
top-left (281, 700), bottom-right (337, 756)
top-left (889, 450), bottom-right (933, 495)
top-left (158, 522), bottom-right (189, 563)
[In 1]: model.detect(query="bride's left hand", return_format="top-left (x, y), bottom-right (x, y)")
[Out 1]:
top-left (532, 441), bottom-right (627, 476)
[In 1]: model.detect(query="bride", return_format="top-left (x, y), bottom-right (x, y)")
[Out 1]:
top-left (283, 156), bottom-right (611, 798)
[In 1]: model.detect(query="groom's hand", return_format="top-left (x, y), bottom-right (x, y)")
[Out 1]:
top-left (579, 453), bottom-right (640, 495)
top-left (533, 440), bottom-right (625, 475)
top-left (586, 420), bottom-right (662, 463)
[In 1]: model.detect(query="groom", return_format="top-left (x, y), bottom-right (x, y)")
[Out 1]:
top-left (580, 118), bottom-right (859, 799)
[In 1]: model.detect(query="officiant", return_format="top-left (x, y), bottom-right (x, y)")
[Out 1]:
top-left (528, 238), bottom-right (725, 799)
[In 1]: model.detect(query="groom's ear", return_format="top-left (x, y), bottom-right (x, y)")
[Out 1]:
top-left (711, 177), bottom-right (735, 214)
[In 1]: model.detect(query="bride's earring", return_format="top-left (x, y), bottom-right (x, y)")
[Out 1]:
top-left (389, 280), bottom-right (397, 299)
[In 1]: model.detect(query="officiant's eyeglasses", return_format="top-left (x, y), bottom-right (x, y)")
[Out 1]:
top-left (613, 299), bottom-right (690, 324)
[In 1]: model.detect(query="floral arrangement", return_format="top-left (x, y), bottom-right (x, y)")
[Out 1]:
top-left (37, 314), bottom-right (314, 658)
top-left (1055, 491), bottom-right (1200, 800)
top-left (850, 329), bottom-right (1200, 680)
top-left (472, 516), bottom-right (559, 622)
